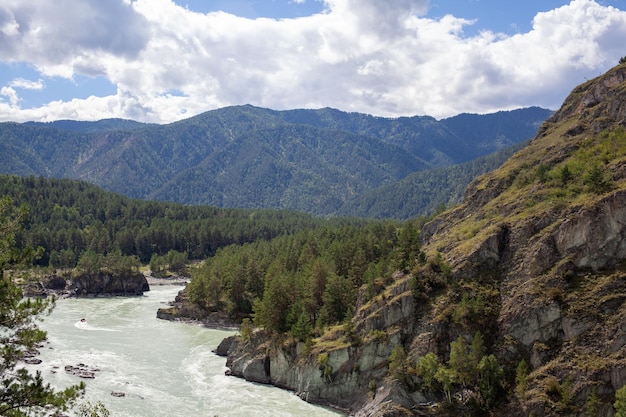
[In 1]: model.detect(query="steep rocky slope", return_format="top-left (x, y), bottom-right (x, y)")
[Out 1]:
top-left (219, 63), bottom-right (626, 416)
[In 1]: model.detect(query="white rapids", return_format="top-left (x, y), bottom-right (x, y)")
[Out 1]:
top-left (29, 285), bottom-right (343, 417)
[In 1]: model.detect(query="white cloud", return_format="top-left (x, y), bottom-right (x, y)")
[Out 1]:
top-left (0, 78), bottom-right (42, 108)
top-left (9, 78), bottom-right (44, 90)
top-left (0, 0), bottom-right (149, 76)
top-left (0, 0), bottom-right (625, 123)
top-left (1, 86), bottom-right (19, 106)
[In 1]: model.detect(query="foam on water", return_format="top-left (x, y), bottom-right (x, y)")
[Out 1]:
top-left (74, 320), bottom-right (120, 332)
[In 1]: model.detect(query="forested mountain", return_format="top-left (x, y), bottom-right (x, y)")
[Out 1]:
top-left (24, 118), bottom-right (151, 133)
top-left (337, 140), bottom-right (528, 218)
top-left (0, 106), bottom-right (551, 218)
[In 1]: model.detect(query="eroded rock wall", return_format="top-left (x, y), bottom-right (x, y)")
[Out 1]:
top-left (70, 272), bottom-right (149, 296)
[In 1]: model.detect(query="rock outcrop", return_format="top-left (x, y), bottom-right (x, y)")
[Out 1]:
top-left (156, 288), bottom-right (238, 328)
top-left (21, 272), bottom-right (150, 297)
top-left (69, 272), bottom-right (149, 297)
top-left (65, 363), bottom-right (100, 379)
top-left (219, 276), bottom-right (419, 415)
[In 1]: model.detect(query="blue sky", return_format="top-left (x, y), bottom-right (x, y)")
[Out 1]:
top-left (1, 0), bottom-right (625, 123)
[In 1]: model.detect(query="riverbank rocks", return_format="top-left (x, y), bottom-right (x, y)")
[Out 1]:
top-left (222, 277), bottom-right (416, 414)
top-left (156, 288), bottom-right (238, 328)
top-left (214, 335), bottom-right (238, 357)
top-left (65, 363), bottom-right (100, 379)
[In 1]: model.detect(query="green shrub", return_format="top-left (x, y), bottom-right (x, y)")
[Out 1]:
top-left (535, 164), bottom-right (550, 183)
top-left (559, 164), bottom-right (573, 186)
top-left (369, 329), bottom-right (387, 342)
top-left (240, 318), bottom-right (253, 341)
top-left (416, 352), bottom-right (441, 393)
top-left (318, 352), bottom-right (333, 382)
top-left (584, 163), bottom-right (612, 194)
top-left (586, 386), bottom-right (600, 416)
top-left (515, 359), bottom-right (529, 399)
top-left (615, 385), bottom-right (626, 417)
top-left (388, 345), bottom-right (409, 383)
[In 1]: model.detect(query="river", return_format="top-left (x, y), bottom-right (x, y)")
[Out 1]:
top-left (30, 285), bottom-right (343, 417)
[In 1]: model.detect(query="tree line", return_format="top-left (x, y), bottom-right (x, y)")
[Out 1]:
top-left (0, 174), bottom-right (325, 269)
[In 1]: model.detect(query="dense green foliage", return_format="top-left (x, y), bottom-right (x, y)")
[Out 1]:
top-left (615, 385), bottom-right (626, 417)
top-left (0, 196), bottom-right (86, 416)
top-left (25, 118), bottom-right (149, 133)
top-left (74, 249), bottom-right (141, 277)
top-left (338, 141), bottom-right (527, 219)
top-left (149, 250), bottom-right (189, 277)
top-left (188, 218), bottom-right (425, 334)
top-left (415, 332), bottom-right (505, 411)
top-left (0, 175), bottom-right (323, 267)
top-left (0, 105), bottom-right (550, 218)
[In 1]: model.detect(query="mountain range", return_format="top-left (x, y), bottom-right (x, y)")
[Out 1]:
top-left (0, 106), bottom-right (551, 218)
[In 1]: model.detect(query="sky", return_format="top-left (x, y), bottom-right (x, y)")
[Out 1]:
top-left (0, 0), bottom-right (625, 123)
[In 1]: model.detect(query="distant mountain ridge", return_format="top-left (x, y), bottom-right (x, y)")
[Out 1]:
top-left (0, 105), bottom-right (551, 218)
top-left (24, 118), bottom-right (152, 133)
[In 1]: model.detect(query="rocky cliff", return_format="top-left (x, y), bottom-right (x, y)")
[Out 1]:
top-left (70, 272), bottom-right (149, 297)
top-left (219, 63), bottom-right (626, 416)
top-left (156, 288), bottom-right (238, 328)
top-left (22, 272), bottom-right (150, 297)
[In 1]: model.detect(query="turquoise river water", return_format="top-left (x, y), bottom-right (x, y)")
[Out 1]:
top-left (29, 285), bottom-right (343, 417)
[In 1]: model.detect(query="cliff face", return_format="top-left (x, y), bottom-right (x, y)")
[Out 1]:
top-left (21, 272), bottom-right (150, 297)
top-left (221, 64), bottom-right (626, 416)
top-left (218, 272), bottom-right (420, 415)
top-left (70, 272), bottom-right (149, 297)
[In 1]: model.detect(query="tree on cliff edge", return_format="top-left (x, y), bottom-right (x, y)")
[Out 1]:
top-left (0, 196), bottom-right (85, 416)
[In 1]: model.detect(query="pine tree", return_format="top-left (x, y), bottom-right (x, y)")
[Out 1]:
top-left (515, 359), bottom-right (529, 399)
top-left (477, 354), bottom-right (504, 408)
top-left (0, 196), bottom-right (85, 416)
top-left (416, 352), bottom-right (441, 393)
top-left (585, 163), bottom-right (611, 194)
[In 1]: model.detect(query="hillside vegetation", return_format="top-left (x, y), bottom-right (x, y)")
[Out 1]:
top-left (338, 141), bottom-right (527, 218)
top-left (211, 64), bottom-right (626, 417)
top-left (0, 106), bottom-right (550, 218)
top-left (0, 175), bottom-right (325, 268)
